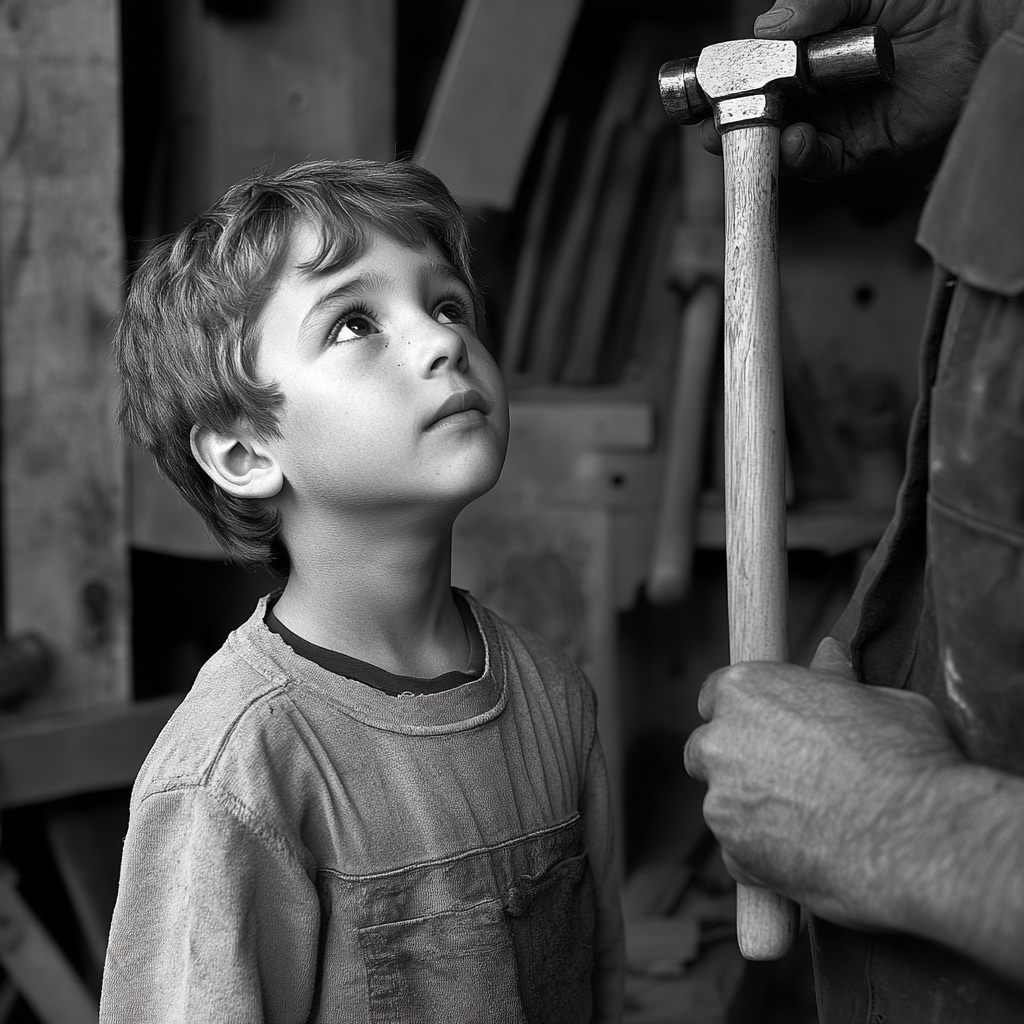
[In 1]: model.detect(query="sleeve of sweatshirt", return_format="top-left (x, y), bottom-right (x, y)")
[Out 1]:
top-left (99, 784), bottom-right (321, 1024)
top-left (581, 724), bottom-right (626, 1024)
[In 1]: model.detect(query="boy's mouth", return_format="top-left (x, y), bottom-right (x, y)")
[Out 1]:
top-left (426, 389), bottom-right (489, 430)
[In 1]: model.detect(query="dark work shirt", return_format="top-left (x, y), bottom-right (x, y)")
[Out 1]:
top-left (812, 9), bottom-right (1024, 1020)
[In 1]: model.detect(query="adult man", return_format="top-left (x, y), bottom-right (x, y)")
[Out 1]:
top-left (686, 0), bottom-right (1024, 1019)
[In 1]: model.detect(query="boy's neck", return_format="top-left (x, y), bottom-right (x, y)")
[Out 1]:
top-left (270, 517), bottom-right (470, 680)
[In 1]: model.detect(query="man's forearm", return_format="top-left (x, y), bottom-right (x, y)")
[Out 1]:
top-left (889, 761), bottom-right (1024, 984)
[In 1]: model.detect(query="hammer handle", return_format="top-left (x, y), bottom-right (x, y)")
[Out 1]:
top-left (722, 125), bottom-right (801, 960)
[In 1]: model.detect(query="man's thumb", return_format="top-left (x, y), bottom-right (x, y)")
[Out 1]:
top-left (753, 0), bottom-right (875, 40)
top-left (809, 635), bottom-right (859, 681)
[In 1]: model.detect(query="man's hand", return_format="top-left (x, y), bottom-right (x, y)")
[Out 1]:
top-left (701, 0), bottom-right (1020, 179)
top-left (686, 637), bottom-right (1024, 983)
top-left (684, 637), bottom-right (963, 929)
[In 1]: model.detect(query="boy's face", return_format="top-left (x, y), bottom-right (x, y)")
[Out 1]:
top-left (254, 226), bottom-right (509, 525)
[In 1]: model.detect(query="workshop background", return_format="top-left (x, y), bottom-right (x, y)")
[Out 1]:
top-left (0, 0), bottom-right (941, 1021)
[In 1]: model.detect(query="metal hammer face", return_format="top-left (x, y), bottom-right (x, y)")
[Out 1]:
top-left (660, 27), bottom-right (894, 131)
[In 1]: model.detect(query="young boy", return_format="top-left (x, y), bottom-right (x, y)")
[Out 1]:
top-left (100, 159), bottom-right (624, 1024)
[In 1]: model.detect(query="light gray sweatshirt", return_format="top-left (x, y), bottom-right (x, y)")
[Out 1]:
top-left (100, 595), bottom-right (624, 1023)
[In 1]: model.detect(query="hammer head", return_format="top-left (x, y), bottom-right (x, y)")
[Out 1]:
top-left (698, 38), bottom-right (799, 130)
top-left (660, 27), bottom-right (894, 131)
top-left (698, 38), bottom-right (800, 102)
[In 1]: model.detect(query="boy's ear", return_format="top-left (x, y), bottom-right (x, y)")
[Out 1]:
top-left (190, 424), bottom-right (284, 500)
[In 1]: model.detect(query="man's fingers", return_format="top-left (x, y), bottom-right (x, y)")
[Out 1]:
top-left (699, 118), bottom-right (722, 157)
top-left (779, 123), bottom-right (845, 180)
top-left (752, 0), bottom-right (877, 39)
top-left (696, 669), bottom-right (728, 721)
top-left (720, 848), bottom-right (765, 889)
top-left (683, 725), bottom-right (708, 781)
top-left (809, 635), bottom-right (858, 681)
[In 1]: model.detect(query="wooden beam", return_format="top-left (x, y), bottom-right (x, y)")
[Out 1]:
top-left (527, 27), bottom-right (662, 382)
top-left (0, 864), bottom-right (97, 1024)
top-left (0, 697), bottom-right (180, 809)
top-left (0, 0), bottom-right (129, 711)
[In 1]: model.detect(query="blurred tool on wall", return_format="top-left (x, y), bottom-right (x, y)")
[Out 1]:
top-left (647, 128), bottom-right (724, 603)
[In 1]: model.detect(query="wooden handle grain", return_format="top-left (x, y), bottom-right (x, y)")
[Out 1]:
top-left (722, 125), bottom-right (800, 961)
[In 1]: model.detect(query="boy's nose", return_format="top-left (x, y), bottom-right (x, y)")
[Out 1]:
top-left (424, 320), bottom-right (469, 375)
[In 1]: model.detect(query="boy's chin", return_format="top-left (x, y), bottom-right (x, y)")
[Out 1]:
top-left (438, 459), bottom-right (506, 517)
top-left (450, 463), bottom-right (505, 509)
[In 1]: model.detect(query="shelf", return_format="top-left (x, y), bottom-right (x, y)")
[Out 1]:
top-left (695, 498), bottom-right (893, 556)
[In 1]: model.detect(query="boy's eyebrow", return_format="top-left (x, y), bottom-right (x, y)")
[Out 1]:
top-left (300, 260), bottom-right (472, 331)
top-left (419, 260), bottom-right (472, 294)
top-left (301, 271), bottom-right (392, 326)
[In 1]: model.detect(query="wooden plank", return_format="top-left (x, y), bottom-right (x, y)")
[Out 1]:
top-left (501, 116), bottom-right (569, 381)
top-left (559, 121), bottom-right (660, 384)
top-left (528, 28), bottom-right (661, 382)
top-left (416, 0), bottom-right (584, 210)
top-left (0, 696), bottom-right (180, 809)
top-left (646, 128), bottom-right (725, 603)
top-left (558, 76), bottom-right (675, 385)
top-left (43, 794), bottom-right (129, 978)
top-left (0, 863), bottom-right (97, 1024)
top-left (0, 0), bottom-right (129, 711)
top-left (646, 281), bottom-right (722, 601)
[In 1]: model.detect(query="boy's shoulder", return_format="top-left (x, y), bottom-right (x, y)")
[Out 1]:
top-left (128, 600), bottom-right (358, 870)
top-left (133, 617), bottom-right (284, 787)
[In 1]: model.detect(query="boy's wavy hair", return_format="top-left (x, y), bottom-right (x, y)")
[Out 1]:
top-left (117, 159), bottom-right (481, 572)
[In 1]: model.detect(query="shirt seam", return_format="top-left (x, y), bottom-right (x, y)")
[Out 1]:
top-left (265, 590), bottom-right (485, 694)
top-left (928, 492), bottom-right (1024, 548)
top-left (318, 813), bottom-right (582, 882)
top-left (277, 672), bottom-right (508, 736)
top-left (198, 677), bottom-right (292, 786)
top-left (136, 777), bottom-right (313, 875)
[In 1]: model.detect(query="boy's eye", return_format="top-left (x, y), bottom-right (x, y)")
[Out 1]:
top-left (435, 300), bottom-right (472, 327)
top-left (329, 312), bottom-right (377, 343)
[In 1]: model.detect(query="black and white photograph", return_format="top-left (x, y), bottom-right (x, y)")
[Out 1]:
top-left (0, 0), bottom-right (1019, 1021)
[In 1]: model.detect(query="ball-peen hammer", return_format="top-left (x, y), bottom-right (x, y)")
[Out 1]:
top-left (658, 27), bottom-right (894, 961)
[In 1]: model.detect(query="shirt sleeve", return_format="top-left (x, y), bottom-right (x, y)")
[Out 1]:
top-left (580, 725), bottom-right (626, 1024)
top-left (100, 784), bottom-right (321, 1024)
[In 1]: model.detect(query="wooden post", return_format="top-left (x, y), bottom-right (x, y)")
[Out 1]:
top-left (0, 864), bottom-right (97, 1024)
top-left (0, 0), bottom-right (129, 711)
top-left (205, 0), bottom-right (394, 200)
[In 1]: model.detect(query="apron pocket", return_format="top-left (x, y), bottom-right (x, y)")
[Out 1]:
top-left (504, 851), bottom-right (596, 1024)
top-left (359, 899), bottom-right (526, 1024)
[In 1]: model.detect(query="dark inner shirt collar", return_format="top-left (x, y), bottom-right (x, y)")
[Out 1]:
top-left (265, 590), bottom-right (484, 696)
